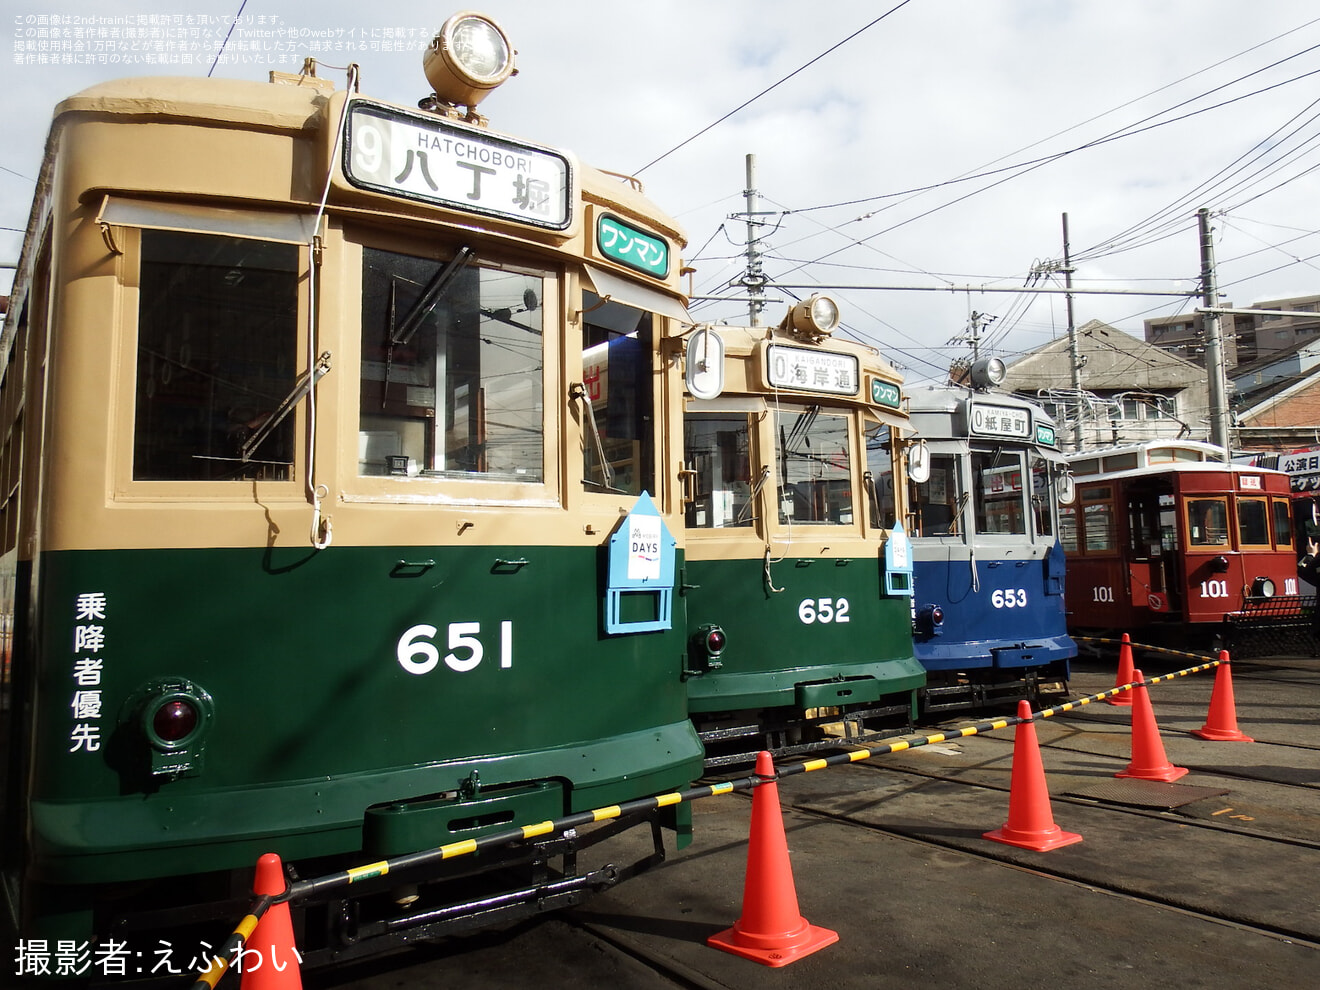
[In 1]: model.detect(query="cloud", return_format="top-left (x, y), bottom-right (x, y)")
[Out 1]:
top-left (3, 1), bottom-right (1318, 383)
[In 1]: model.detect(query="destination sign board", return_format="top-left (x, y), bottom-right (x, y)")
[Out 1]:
top-left (342, 99), bottom-right (572, 230)
top-left (764, 344), bottom-right (859, 396)
top-left (968, 401), bottom-right (1031, 439)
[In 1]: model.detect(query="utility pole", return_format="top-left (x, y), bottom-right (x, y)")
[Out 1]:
top-left (1062, 213), bottom-right (1083, 451)
top-left (743, 154), bottom-right (766, 327)
top-left (1198, 207), bottom-right (1231, 462)
top-left (966, 311), bottom-right (994, 361)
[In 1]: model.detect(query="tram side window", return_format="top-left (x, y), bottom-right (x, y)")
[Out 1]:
top-left (912, 454), bottom-right (961, 537)
top-left (1078, 486), bottom-right (1115, 551)
top-left (776, 405), bottom-right (852, 525)
top-left (1273, 498), bottom-right (1293, 550)
top-left (684, 414), bottom-right (753, 528)
top-left (863, 425), bottom-right (897, 529)
top-left (1159, 495), bottom-right (1178, 551)
top-left (359, 247), bottom-right (546, 483)
top-left (972, 449), bottom-right (1026, 535)
top-left (581, 293), bottom-right (653, 496)
top-left (1237, 497), bottom-right (1270, 547)
top-left (134, 231), bottom-right (298, 481)
top-left (1031, 458), bottom-right (1055, 538)
top-left (1187, 497), bottom-right (1229, 547)
top-left (1059, 504), bottom-right (1079, 551)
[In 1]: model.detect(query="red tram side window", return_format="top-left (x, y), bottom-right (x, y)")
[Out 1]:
top-left (1237, 497), bottom-right (1272, 549)
top-left (1186, 496), bottom-right (1229, 549)
top-left (1078, 485), bottom-right (1116, 553)
top-left (1272, 497), bottom-right (1293, 550)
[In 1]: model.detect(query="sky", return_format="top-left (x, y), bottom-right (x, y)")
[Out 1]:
top-left (4, 1), bottom-right (1320, 384)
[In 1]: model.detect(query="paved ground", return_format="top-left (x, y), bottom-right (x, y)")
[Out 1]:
top-left (306, 652), bottom-right (1320, 990)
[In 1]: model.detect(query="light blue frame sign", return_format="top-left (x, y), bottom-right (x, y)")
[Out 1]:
top-left (605, 492), bottom-right (677, 633)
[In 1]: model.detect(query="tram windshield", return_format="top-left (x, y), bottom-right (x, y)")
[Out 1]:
top-left (358, 246), bottom-right (547, 483)
top-left (910, 454), bottom-right (962, 536)
top-left (972, 448), bottom-right (1027, 536)
top-left (684, 413), bottom-right (755, 528)
top-left (775, 405), bottom-right (852, 525)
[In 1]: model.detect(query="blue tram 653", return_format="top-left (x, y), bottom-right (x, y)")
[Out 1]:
top-left (871, 360), bottom-right (1076, 711)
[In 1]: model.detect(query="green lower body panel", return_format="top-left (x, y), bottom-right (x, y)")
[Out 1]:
top-left (687, 657), bottom-right (926, 713)
top-left (29, 721), bottom-right (699, 885)
top-left (19, 544), bottom-right (703, 887)
top-left (681, 554), bottom-right (924, 716)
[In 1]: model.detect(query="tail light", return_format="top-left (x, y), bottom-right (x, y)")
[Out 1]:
top-left (686, 624), bottom-right (726, 675)
top-left (128, 679), bottom-right (214, 779)
top-left (917, 604), bottom-right (945, 636)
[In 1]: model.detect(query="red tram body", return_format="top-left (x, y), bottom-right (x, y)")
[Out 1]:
top-left (1062, 441), bottom-right (1299, 645)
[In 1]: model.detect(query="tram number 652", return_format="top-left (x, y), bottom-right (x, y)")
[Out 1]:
top-left (397, 621), bottom-right (513, 675)
top-left (798, 598), bottom-right (851, 624)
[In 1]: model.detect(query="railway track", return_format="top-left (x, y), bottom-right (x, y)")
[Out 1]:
top-left (223, 654), bottom-right (1320, 989)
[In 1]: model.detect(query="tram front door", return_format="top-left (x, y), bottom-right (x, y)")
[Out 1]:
top-left (1125, 482), bottom-right (1180, 616)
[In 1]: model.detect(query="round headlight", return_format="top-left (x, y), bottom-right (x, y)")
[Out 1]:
top-left (969, 357), bottom-right (1006, 389)
top-left (424, 12), bottom-right (516, 107)
top-left (807, 295), bottom-right (839, 334)
top-left (1252, 577), bottom-right (1276, 598)
top-left (787, 295), bottom-right (840, 338)
top-left (449, 15), bottom-right (510, 80)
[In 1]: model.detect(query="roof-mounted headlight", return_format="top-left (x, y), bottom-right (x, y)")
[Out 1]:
top-left (423, 12), bottom-right (517, 110)
top-left (786, 294), bottom-right (840, 340)
top-left (969, 357), bottom-right (1006, 389)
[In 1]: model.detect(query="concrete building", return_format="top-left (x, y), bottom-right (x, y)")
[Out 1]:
top-left (1230, 337), bottom-right (1320, 454)
top-left (1003, 319), bottom-right (1208, 452)
top-left (1144, 293), bottom-right (1320, 368)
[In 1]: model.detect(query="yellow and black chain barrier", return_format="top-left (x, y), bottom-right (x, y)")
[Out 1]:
top-left (192, 641), bottom-right (1224, 988)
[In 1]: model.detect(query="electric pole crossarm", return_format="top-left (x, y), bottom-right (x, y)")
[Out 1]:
top-left (769, 283), bottom-right (1194, 296)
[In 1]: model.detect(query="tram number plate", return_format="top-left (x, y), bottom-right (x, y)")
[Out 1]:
top-left (991, 589), bottom-right (1028, 608)
top-left (397, 622), bottom-right (513, 674)
top-left (798, 598), bottom-right (851, 624)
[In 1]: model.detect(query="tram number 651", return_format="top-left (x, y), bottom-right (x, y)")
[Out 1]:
top-left (798, 598), bottom-right (851, 624)
top-left (397, 621), bottom-right (513, 674)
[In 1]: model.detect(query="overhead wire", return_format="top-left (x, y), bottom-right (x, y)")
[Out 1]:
top-left (679, 19), bottom-right (1320, 368)
top-left (631, 1), bottom-right (916, 176)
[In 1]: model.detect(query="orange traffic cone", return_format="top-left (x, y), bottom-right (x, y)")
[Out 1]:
top-left (707, 751), bottom-right (838, 967)
top-left (1107, 633), bottom-right (1135, 707)
top-left (240, 853), bottom-right (303, 990)
top-left (1116, 669), bottom-right (1188, 782)
top-left (983, 700), bottom-right (1083, 852)
top-left (1191, 652), bottom-right (1253, 742)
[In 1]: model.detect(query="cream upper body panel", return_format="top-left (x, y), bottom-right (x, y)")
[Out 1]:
top-left (21, 75), bottom-right (691, 553)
